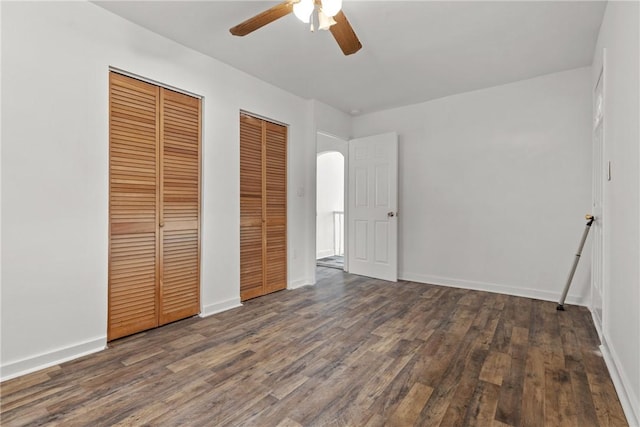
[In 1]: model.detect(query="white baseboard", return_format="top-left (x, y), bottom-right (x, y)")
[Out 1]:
top-left (200, 298), bottom-right (242, 318)
top-left (600, 337), bottom-right (640, 427)
top-left (0, 336), bottom-right (106, 382)
top-left (399, 272), bottom-right (588, 306)
top-left (316, 249), bottom-right (334, 259)
top-left (289, 277), bottom-right (314, 290)
top-left (590, 305), bottom-right (604, 342)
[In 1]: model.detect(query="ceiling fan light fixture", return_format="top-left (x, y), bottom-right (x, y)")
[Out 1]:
top-left (293, 0), bottom-right (314, 23)
top-left (318, 10), bottom-right (337, 30)
top-left (320, 0), bottom-right (342, 17)
top-left (229, 0), bottom-right (361, 56)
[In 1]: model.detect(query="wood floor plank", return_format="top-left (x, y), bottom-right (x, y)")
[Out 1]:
top-left (463, 380), bottom-right (501, 427)
top-left (544, 363), bottom-right (577, 427)
top-left (275, 417), bottom-right (303, 427)
top-left (331, 354), bottom-right (401, 424)
top-left (439, 346), bottom-right (490, 427)
top-left (270, 374), bottom-right (310, 400)
top-left (480, 351), bottom-right (511, 386)
top-left (302, 350), bottom-right (391, 426)
top-left (495, 325), bottom-right (530, 426)
top-left (388, 382), bottom-right (434, 425)
top-left (521, 345), bottom-right (546, 427)
top-left (582, 349), bottom-right (628, 427)
top-left (0, 267), bottom-right (629, 426)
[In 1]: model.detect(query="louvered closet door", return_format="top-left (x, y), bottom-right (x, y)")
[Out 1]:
top-left (240, 114), bottom-right (287, 301)
top-left (109, 73), bottom-right (201, 340)
top-left (240, 115), bottom-right (265, 301)
top-left (159, 89), bottom-right (201, 324)
top-left (108, 73), bottom-right (160, 341)
top-left (265, 122), bottom-right (287, 294)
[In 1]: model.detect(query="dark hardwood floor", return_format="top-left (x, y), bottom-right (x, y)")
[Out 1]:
top-left (0, 267), bottom-right (628, 426)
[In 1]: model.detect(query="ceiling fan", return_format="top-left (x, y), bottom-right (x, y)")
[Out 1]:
top-left (229, 0), bottom-right (362, 56)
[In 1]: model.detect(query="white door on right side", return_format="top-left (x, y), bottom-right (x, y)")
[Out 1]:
top-left (591, 64), bottom-right (605, 333)
top-left (347, 132), bottom-right (398, 282)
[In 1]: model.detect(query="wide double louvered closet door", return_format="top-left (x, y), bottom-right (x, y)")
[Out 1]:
top-left (240, 114), bottom-right (287, 301)
top-left (108, 72), bottom-right (201, 341)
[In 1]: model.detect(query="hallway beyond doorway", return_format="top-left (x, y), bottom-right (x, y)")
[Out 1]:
top-left (316, 255), bottom-right (344, 270)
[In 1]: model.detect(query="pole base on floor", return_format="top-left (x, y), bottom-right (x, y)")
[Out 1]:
top-left (556, 304), bottom-right (565, 311)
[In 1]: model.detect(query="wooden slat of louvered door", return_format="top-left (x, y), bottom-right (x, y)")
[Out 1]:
top-left (265, 122), bottom-right (287, 294)
top-left (240, 115), bottom-right (265, 301)
top-left (108, 72), bottom-right (160, 341)
top-left (159, 88), bottom-right (201, 325)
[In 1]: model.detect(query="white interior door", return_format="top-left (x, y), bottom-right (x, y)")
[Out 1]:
top-left (347, 132), bottom-right (398, 281)
top-left (591, 64), bottom-right (605, 335)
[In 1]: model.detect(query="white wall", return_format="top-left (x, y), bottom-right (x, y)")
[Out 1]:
top-left (312, 100), bottom-right (352, 142)
top-left (317, 132), bottom-right (348, 157)
top-left (0, 1), bottom-right (316, 379)
top-left (352, 67), bottom-right (593, 304)
top-left (591, 2), bottom-right (640, 424)
top-left (316, 152), bottom-right (344, 259)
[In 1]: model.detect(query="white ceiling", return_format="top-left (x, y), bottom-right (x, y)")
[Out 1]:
top-left (94, 1), bottom-right (606, 115)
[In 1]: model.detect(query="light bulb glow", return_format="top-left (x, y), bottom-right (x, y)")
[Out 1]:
top-left (320, 0), bottom-right (342, 17)
top-left (293, 0), bottom-right (314, 23)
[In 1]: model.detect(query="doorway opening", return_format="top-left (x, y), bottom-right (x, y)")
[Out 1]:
top-left (316, 151), bottom-right (345, 269)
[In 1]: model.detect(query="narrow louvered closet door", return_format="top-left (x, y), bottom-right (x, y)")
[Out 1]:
top-left (240, 114), bottom-right (287, 301)
top-left (265, 122), bottom-right (287, 294)
top-left (240, 115), bottom-right (265, 301)
top-left (159, 89), bottom-right (201, 324)
top-left (108, 73), bottom-right (160, 340)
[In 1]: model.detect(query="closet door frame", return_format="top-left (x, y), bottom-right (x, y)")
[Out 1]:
top-left (239, 111), bottom-right (288, 301)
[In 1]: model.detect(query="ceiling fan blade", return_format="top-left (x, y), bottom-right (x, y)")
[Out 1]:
top-left (329, 10), bottom-right (362, 56)
top-left (230, 1), bottom-right (294, 36)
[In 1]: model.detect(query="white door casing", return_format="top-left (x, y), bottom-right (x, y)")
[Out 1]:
top-left (347, 132), bottom-right (398, 281)
top-left (591, 60), bottom-right (605, 336)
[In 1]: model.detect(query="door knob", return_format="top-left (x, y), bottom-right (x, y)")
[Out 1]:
top-left (387, 211), bottom-right (396, 218)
